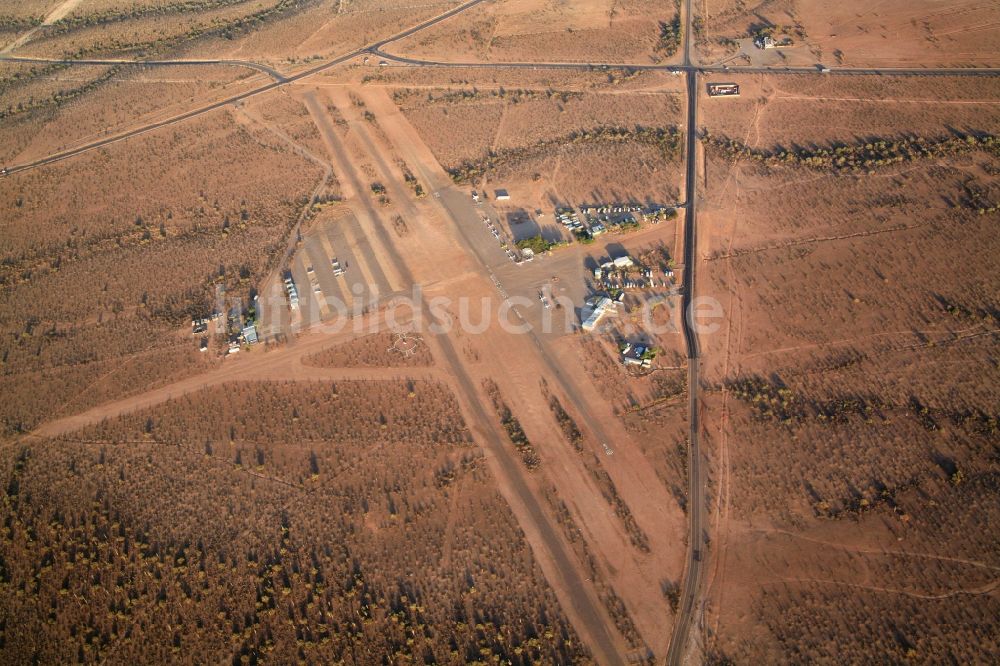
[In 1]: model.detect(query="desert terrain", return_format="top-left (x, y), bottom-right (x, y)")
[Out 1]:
top-left (0, 1), bottom-right (998, 664)
top-left (697, 72), bottom-right (1000, 662)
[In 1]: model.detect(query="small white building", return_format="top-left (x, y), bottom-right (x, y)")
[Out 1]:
top-left (754, 35), bottom-right (775, 49)
top-left (495, 189), bottom-right (511, 201)
top-left (581, 297), bottom-right (613, 332)
top-left (613, 255), bottom-right (634, 268)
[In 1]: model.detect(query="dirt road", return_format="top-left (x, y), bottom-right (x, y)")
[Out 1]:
top-left (29, 313), bottom-right (444, 439)
top-left (1, 0), bottom-right (86, 54)
top-left (296, 88), bottom-right (628, 663)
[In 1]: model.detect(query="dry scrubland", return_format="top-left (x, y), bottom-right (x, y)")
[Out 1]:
top-left (0, 109), bottom-right (324, 435)
top-left (394, 83), bottom-right (685, 205)
top-left (304, 331), bottom-right (434, 368)
top-left (0, 0), bottom-right (456, 64)
top-left (388, 0), bottom-right (678, 64)
top-left (0, 0), bottom-right (455, 150)
top-left (250, 91), bottom-right (332, 167)
top-left (0, 381), bottom-right (588, 663)
top-left (0, 62), bottom-right (263, 164)
top-left (699, 80), bottom-right (1000, 662)
top-left (0, 1), bottom-right (58, 20)
top-left (576, 335), bottom-right (690, 512)
top-left (356, 63), bottom-right (677, 91)
top-left (695, 0), bottom-right (1000, 66)
top-left (702, 74), bottom-right (1000, 148)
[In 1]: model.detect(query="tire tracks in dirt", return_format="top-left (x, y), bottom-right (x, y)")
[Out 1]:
top-left (299, 85), bottom-right (627, 664)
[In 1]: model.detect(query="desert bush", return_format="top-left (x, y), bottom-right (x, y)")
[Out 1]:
top-left (449, 125), bottom-right (682, 184)
top-left (482, 379), bottom-right (540, 470)
top-left (303, 331), bottom-right (434, 368)
top-left (702, 130), bottom-right (1000, 174)
top-left (0, 380), bottom-right (587, 663)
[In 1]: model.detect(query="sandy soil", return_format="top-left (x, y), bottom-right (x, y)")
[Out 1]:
top-left (696, 0), bottom-right (1000, 67)
top-left (0, 0), bottom-right (85, 54)
top-left (693, 71), bottom-right (1000, 662)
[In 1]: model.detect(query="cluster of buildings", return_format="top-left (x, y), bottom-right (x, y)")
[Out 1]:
top-left (594, 255), bottom-right (675, 293)
top-left (557, 208), bottom-right (606, 237)
top-left (579, 253), bottom-right (649, 331)
top-left (555, 204), bottom-right (675, 239)
top-left (620, 342), bottom-right (653, 369)
top-left (191, 312), bottom-right (224, 352)
top-left (190, 309), bottom-right (257, 355)
top-left (227, 314), bottom-right (258, 355)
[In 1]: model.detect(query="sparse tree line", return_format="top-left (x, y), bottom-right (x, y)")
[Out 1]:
top-left (590, 461), bottom-right (652, 553)
top-left (726, 375), bottom-right (998, 437)
top-left (43, 0), bottom-right (306, 41)
top-left (483, 379), bottom-right (541, 470)
top-left (0, 62), bottom-right (61, 95)
top-left (701, 130), bottom-right (1000, 174)
top-left (542, 386), bottom-right (651, 552)
top-left (961, 178), bottom-right (1000, 215)
top-left (937, 294), bottom-right (998, 325)
top-left (1, 0), bottom-right (307, 120)
top-left (398, 162), bottom-right (426, 198)
top-left (547, 394), bottom-right (583, 451)
top-left (448, 125), bottom-right (683, 184)
top-left (44, 0), bottom-right (254, 36)
top-left (0, 65), bottom-right (123, 121)
top-left (542, 488), bottom-right (650, 654)
top-left (0, 15), bottom-right (43, 30)
top-left (655, 2), bottom-right (682, 57)
top-left (394, 86), bottom-right (585, 107)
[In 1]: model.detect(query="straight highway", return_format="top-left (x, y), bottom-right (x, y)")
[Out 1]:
top-left (662, 65), bottom-right (706, 666)
top-left (666, 0), bottom-right (705, 661)
top-left (369, 50), bottom-right (1000, 78)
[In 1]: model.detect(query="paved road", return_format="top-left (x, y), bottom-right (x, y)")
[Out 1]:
top-left (0, 0), bottom-right (492, 178)
top-left (665, 2), bottom-right (705, 663)
top-left (2, 0), bottom-right (998, 178)
top-left (370, 49), bottom-right (1000, 78)
top-left (0, 54), bottom-right (288, 81)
